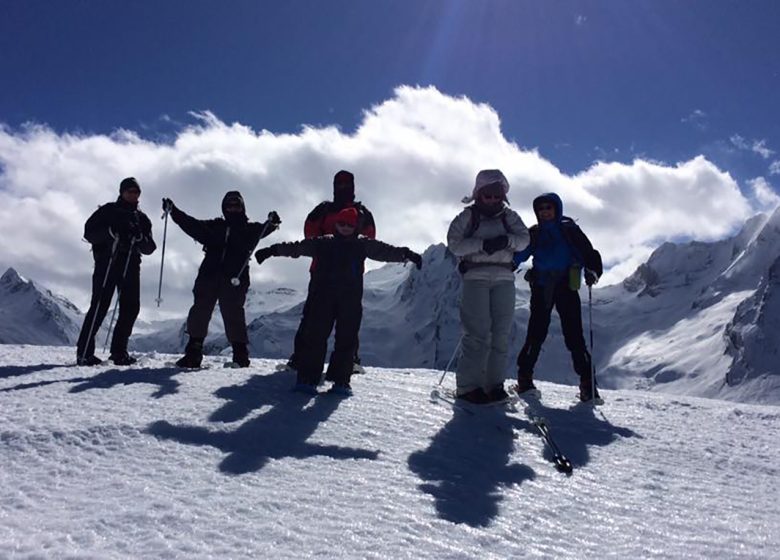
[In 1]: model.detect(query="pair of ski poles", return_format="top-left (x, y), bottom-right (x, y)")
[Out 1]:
top-left (79, 234), bottom-right (139, 362)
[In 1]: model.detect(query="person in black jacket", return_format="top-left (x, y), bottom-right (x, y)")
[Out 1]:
top-left (163, 191), bottom-right (280, 368)
top-left (254, 206), bottom-right (422, 396)
top-left (513, 192), bottom-right (603, 402)
top-left (76, 177), bottom-right (156, 366)
top-left (287, 170), bottom-right (376, 374)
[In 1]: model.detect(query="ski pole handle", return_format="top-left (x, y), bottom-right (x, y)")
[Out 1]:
top-left (231, 214), bottom-right (278, 287)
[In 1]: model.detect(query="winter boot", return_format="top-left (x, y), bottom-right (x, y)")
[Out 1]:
top-left (328, 383), bottom-right (353, 397)
top-left (292, 382), bottom-right (318, 395)
top-left (486, 384), bottom-right (509, 403)
top-left (231, 342), bottom-right (250, 368)
top-left (109, 352), bottom-right (137, 366)
top-left (176, 337), bottom-right (204, 369)
top-left (516, 373), bottom-right (538, 395)
top-left (456, 388), bottom-right (491, 404)
top-left (579, 377), bottom-right (601, 403)
top-left (77, 354), bottom-right (103, 366)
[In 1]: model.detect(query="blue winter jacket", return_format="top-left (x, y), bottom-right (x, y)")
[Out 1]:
top-left (514, 193), bottom-right (585, 285)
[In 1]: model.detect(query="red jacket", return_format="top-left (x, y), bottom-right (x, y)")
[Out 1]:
top-left (303, 201), bottom-right (376, 239)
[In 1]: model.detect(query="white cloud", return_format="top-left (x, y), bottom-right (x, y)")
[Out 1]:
top-left (748, 177), bottom-right (780, 212)
top-left (730, 134), bottom-right (775, 159)
top-left (0, 86), bottom-right (758, 317)
top-left (769, 160), bottom-right (780, 176)
top-left (575, 15), bottom-right (587, 26)
top-left (681, 109), bottom-right (708, 130)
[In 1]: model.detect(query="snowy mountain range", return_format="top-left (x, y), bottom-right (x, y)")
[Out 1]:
top-left (2, 208), bottom-right (780, 404)
top-left (0, 267), bottom-right (83, 345)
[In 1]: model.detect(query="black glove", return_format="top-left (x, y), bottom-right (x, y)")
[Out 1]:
top-left (585, 269), bottom-right (599, 286)
top-left (267, 210), bottom-right (282, 227)
top-left (254, 247), bottom-right (276, 265)
top-left (162, 198), bottom-right (175, 213)
top-left (404, 249), bottom-right (423, 270)
top-left (483, 235), bottom-right (509, 255)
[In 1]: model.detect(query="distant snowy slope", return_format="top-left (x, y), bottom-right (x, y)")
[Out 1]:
top-left (0, 268), bottom-right (83, 345)
top-left (0, 344), bottom-right (778, 559)
top-left (7, 208), bottom-right (780, 404)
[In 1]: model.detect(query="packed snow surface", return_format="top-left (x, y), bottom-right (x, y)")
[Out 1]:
top-left (1, 345), bottom-right (778, 559)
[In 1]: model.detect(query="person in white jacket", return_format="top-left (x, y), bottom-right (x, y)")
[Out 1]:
top-left (446, 169), bottom-right (530, 403)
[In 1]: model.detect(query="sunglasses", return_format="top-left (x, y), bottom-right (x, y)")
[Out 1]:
top-left (536, 204), bottom-right (555, 211)
top-left (481, 193), bottom-right (503, 201)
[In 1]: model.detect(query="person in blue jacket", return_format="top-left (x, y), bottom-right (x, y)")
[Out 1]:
top-left (513, 193), bottom-right (603, 402)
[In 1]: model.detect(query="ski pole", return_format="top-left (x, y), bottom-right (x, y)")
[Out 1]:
top-left (155, 205), bottom-right (170, 307)
top-left (103, 237), bottom-right (138, 352)
top-left (80, 236), bottom-right (120, 363)
top-left (230, 213), bottom-right (278, 287)
top-left (588, 285), bottom-right (596, 402)
top-left (437, 335), bottom-right (462, 386)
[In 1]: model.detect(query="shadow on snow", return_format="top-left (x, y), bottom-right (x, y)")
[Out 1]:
top-left (408, 407), bottom-right (536, 527)
top-left (69, 367), bottom-right (186, 398)
top-left (0, 363), bottom-right (66, 379)
top-left (146, 369), bottom-right (379, 476)
top-left (511, 399), bottom-right (642, 468)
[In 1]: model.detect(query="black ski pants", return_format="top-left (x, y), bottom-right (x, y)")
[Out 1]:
top-left (186, 273), bottom-right (249, 343)
top-left (292, 276), bottom-right (360, 366)
top-left (76, 252), bottom-right (140, 359)
top-left (295, 285), bottom-right (362, 386)
top-left (516, 278), bottom-right (592, 381)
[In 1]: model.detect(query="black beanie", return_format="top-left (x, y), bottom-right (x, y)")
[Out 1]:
top-left (119, 177), bottom-right (141, 194)
top-left (333, 170), bottom-right (355, 205)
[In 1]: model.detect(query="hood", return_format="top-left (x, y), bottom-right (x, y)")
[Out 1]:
top-left (532, 192), bottom-right (563, 224)
top-left (222, 191), bottom-right (246, 217)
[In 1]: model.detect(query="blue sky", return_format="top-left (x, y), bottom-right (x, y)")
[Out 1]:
top-left (2, 0), bottom-right (779, 182)
top-left (1, 0), bottom-right (779, 312)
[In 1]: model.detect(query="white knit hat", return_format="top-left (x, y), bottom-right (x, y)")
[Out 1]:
top-left (461, 169), bottom-right (510, 203)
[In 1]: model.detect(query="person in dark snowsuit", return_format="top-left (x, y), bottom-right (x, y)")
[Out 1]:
top-left (287, 170), bottom-right (376, 374)
top-left (255, 206), bottom-right (421, 396)
top-left (163, 191), bottom-right (280, 368)
top-left (76, 177), bottom-right (156, 366)
top-left (513, 192), bottom-right (603, 402)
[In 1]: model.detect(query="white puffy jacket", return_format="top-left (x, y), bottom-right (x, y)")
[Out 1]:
top-left (447, 206), bottom-right (530, 282)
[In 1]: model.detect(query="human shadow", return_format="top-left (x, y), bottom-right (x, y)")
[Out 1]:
top-left (209, 374), bottom-right (277, 424)
top-left (511, 398), bottom-right (642, 468)
top-left (0, 363), bottom-right (65, 380)
top-left (69, 367), bottom-right (185, 398)
top-left (408, 407), bottom-right (536, 527)
top-left (146, 369), bottom-right (379, 475)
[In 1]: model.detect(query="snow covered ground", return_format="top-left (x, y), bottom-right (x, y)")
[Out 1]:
top-left (1, 344), bottom-right (778, 559)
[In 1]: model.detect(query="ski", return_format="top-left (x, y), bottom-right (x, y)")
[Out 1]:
top-left (528, 413), bottom-right (573, 474)
top-left (429, 386), bottom-right (519, 438)
top-left (509, 386), bottom-right (574, 474)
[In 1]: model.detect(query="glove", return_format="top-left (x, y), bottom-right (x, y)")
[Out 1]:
top-left (404, 249), bottom-right (423, 270)
top-left (162, 198), bottom-right (174, 213)
top-left (267, 210), bottom-right (282, 227)
top-left (483, 235), bottom-right (509, 255)
top-left (254, 247), bottom-right (276, 265)
top-left (585, 269), bottom-right (599, 286)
